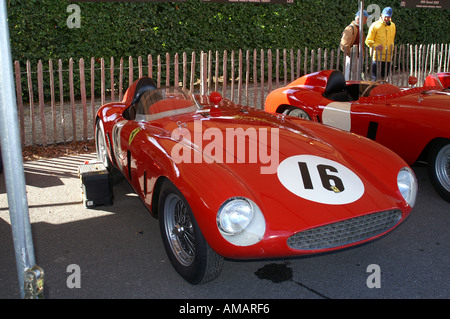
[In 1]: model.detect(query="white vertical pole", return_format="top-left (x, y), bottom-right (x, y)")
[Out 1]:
top-left (358, 0), bottom-right (364, 80)
top-left (0, 0), bottom-right (36, 298)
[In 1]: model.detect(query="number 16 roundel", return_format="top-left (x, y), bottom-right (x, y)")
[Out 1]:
top-left (277, 155), bottom-right (365, 205)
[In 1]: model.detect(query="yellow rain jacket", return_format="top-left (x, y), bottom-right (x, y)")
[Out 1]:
top-left (365, 18), bottom-right (396, 62)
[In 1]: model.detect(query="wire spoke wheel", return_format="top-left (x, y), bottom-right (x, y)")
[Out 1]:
top-left (95, 121), bottom-right (110, 168)
top-left (164, 193), bottom-right (196, 266)
top-left (428, 140), bottom-right (450, 202)
top-left (159, 180), bottom-right (224, 284)
top-left (435, 144), bottom-right (450, 193)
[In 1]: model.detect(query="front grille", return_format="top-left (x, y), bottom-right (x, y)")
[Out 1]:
top-left (287, 209), bottom-right (403, 250)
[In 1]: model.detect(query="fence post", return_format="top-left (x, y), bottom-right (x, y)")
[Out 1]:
top-left (182, 52), bottom-right (187, 91)
top-left (166, 53), bottom-right (170, 87)
top-left (231, 50), bottom-right (235, 102)
top-left (190, 51), bottom-right (196, 93)
top-left (91, 57), bottom-right (96, 124)
top-left (147, 54), bottom-right (153, 79)
top-left (58, 59), bottom-right (66, 143)
top-left (296, 48), bottom-right (301, 78)
top-left (69, 58), bottom-right (77, 142)
top-left (37, 60), bottom-right (47, 146)
top-left (253, 49), bottom-right (257, 107)
top-left (260, 49), bottom-right (264, 109)
top-left (49, 60), bottom-right (57, 144)
top-left (214, 51), bottom-right (219, 92)
top-left (174, 52), bottom-right (179, 87)
top-left (26, 60), bottom-right (36, 145)
top-left (200, 52), bottom-right (207, 95)
top-left (222, 50), bottom-right (227, 97)
top-left (238, 49), bottom-right (243, 105)
top-left (267, 49), bottom-right (272, 98)
top-left (14, 61), bottom-right (25, 147)
top-left (110, 57), bottom-right (115, 101)
top-left (284, 49), bottom-right (289, 81)
top-left (79, 58), bottom-right (87, 140)
top-left (245, 49), bottom-right (250, 106)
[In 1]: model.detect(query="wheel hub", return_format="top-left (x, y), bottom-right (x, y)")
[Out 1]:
top-left (173, 224), bottom-right (186, 239)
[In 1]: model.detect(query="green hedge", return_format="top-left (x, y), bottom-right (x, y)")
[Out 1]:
top-left (8, 0), bottom-right (450, 65)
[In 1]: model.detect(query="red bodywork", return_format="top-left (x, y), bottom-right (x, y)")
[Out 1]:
top-left (265, 70), bottom-right (450, 166)
top-left (96, 77), bottom-right (415, 260)
top-left (424, 72), bottom-right (450, 90)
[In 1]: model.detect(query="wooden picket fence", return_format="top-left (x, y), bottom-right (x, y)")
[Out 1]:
top-left (13, 43), bottom-right (450, 147)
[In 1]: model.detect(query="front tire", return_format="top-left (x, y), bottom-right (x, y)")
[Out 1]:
top-left (283, 107), bottom-right (311, 120)
top-left (158, 180), bottom-right (224, 284)
top-left (428, 140), bottom-right (450, 202)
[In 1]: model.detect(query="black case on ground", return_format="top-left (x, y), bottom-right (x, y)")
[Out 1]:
top-left (78, 162), bottom-right (113, 208)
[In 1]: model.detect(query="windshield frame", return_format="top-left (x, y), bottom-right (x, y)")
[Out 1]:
top-left (135, 86), bottom-right (201, 122)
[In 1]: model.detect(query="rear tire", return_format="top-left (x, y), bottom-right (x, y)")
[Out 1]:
top-left (428, 140), bottom-right (450, 202)
top-left (95, 120), bottom-right (123, 183)
top-left (158, 180), bottom-right (224, 284)
top-left (95, 121), bottom-right (112, 169)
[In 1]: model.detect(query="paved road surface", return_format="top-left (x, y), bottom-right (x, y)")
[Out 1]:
top-left (0, 153), bottom-right (449, 302)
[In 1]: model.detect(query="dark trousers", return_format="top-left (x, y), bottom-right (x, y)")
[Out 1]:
top-left (371, 61), bottom-right (391, 81)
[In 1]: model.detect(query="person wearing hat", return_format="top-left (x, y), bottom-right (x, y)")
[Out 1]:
top-left (340, 10), bottom-right (369, 80)
top-left (365, 7), bottom-right (396, 81)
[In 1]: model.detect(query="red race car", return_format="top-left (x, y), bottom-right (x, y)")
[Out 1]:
top-left (265, 69), bottom-right (450, 202)
top-left (95, 77), bottom-right (417, 284)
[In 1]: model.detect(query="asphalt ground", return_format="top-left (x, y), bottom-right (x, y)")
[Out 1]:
top-left (0, 153), bottom-right (449, 304)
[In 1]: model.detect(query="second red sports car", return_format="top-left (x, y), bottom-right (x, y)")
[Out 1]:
top-left (265, 69), bottom-right (450, 202)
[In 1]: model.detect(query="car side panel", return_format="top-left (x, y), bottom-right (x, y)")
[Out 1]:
top-left (349, 102), bottom-right (447, 164)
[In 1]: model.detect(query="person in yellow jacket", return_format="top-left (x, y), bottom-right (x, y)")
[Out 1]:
top-left (365, 7), bottom-right (396, 81)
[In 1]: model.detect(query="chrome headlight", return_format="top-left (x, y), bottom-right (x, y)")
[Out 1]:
top-left (397, 167), bottom-right (418, 207)
top-left (217, 197), bottom-right (266, 246)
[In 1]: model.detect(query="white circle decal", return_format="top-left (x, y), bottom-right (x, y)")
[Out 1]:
top-left (277, 155), bottom-right (364, 205)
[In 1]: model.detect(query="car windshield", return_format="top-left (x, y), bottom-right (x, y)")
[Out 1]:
top-left (135, 87), bottom-right (200, 121)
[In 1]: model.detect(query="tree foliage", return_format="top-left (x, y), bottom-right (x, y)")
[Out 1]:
top-left (7, 0), bottom-right (450, 65)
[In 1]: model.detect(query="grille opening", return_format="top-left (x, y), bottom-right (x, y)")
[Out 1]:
top-left (287, 209), bottom-right (402, 251)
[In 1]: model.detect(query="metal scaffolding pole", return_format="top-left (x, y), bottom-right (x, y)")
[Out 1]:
top-left (358, 0), bottom-right (364, 80)
top-left (0, 0), bottom-right (42, 298)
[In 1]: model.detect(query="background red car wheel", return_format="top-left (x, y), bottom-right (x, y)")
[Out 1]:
top-left (428, 139), bottom-right (450, 202)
